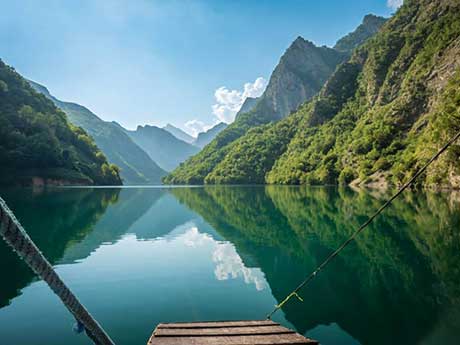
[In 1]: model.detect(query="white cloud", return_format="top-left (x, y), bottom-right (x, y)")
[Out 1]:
top-left (387, 0), bottom-right (403, 10)
top-left (212, 77), bottom-right (267, 123)
top-left (184, 119), bottom-right (214, 137)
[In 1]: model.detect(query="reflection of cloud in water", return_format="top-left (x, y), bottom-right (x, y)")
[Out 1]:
top-left (181, 226), bottom-right (214, 247)
top-left (212, 243), bottom-right (267, 291)
top-left (178, 226), bottom-right (267, 291)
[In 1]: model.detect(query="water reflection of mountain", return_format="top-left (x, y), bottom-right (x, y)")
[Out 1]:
top-left (60, 188), bottom-right (165, 263)
top-left (128, 192), bottom-right (198, 240)
top-left (0, 188), bottom-right (120, 307)
top-left (0, 187), bottom-right (203, 308)
top-left (171, 186), bottom-right (460, 345)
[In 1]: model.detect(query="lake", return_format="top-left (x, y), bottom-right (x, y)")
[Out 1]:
top-left (0, 186), bottom-right (459, 345)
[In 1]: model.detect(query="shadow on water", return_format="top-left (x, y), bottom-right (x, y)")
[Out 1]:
top-left (171, 186), bottom-right (460, 345)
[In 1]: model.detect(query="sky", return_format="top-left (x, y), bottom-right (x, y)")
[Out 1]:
top-left (0, 0), bottom-right (402, 136)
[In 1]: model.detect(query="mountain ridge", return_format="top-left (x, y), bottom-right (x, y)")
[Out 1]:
top-left (334, 14), bottom-right (388, 54)
top-left (164, 14), bottom-right (386, 184)
top-left (123, 124), bottom-right (200, 172)
top-left (196, 0), bottom-right (460, 188)
top-left (163, 123), bottom-right (195, 144)
top-left (28, 80), bottom-right (166, 185)
top-left (193, 122), bottom-right (228, 148)
top-left (0, 61), bottom-right (121, 186)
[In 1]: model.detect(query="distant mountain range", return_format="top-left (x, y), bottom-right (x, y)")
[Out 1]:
top-left (163, 124), bottom-right (195, 144)
top-left (120, 124), bottom-right (200, 172)
top-left (29, 81), bottom-right (166, 185)
top-left (27, 80), bottom-right (229, 183)
top-left (164, 13), bottom-right (388, 184)
top-left (193, 123), bottom-right (228, 148)
top-left (163, 122), bottom-right (229, 149)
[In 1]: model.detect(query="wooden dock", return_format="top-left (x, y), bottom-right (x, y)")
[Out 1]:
top-left (148, 320), bottom-right (318, 345)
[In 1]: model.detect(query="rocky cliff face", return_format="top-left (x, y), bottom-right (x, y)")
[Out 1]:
top-left (259, 37), bottom-right (347, 121)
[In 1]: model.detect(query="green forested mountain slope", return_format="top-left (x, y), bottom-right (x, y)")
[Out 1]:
top-left (164, 14), bottom-right (386, 185)
top-left (334, 14), bottom-right (387, 54)
top-left (206, 0), bottom-right (460, 188)
top-left (164, 37), bottom-right (348, 184)
top-left (124, 125), bottom-right (200, 172)
top-left (29, 81), bottom-right (166, 185)
top-left (267, 0), bottom-right (460, 187)
top-left (0, 60), bottom-right (121, 186)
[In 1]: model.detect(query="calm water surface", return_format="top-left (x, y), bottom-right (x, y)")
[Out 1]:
top-left (0, 186), bottom-right (459, 345)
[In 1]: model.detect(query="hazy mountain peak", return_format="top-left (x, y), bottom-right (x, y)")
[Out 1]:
top-left (163, 123), bottom-right (195, 143)
top-left (124, 124), bottom-right (200, 171)
top-left (193, 122), bottom-right (228, 148)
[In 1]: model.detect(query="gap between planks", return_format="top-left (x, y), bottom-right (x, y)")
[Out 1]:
top-left (157, 320), bottom-right (279, 329)
top-left (155, 325), bottom-right (295, 337)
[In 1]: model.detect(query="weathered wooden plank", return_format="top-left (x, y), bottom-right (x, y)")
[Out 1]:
top-left (157, 320), bottom-right (278, 329)
top-left (155, 325), bottom-right (294, 337)
top-left (148, 333), bottom-right (317, 345)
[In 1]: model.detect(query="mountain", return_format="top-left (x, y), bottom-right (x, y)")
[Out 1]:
top-left (193, 122), bottom-right (228, 148)
top-left (191, 0), bottom-right (460, 188)
top-left (164, 15), bottom-right (385, 184)
top-left (334, 14), bottom-right (387, 54)
top-left (123, 125), bottom-right (200, 172)
top-left (163, 123), bottom-right (195, 144)
top-left (0, 60), bottom-right (121, 186)
top-left (254, 37), bottom-right (348, 122)
top-left (28, 81), bottom-right (166, 185)
top-left (235, 97), bottom-right (258, 118)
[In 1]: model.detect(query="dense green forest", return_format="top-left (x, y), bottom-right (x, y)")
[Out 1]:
top-left (166, 0), bottom-right (460, 188)
top-left (0, 60), bottom-right (122, 186)
top-left (164, 14), bottom-right (387, 185)
top-left (163, 38), bottom-right (347, 184)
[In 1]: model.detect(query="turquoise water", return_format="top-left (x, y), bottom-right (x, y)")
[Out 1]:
top-left (0, 186), bottom-right (459, 345)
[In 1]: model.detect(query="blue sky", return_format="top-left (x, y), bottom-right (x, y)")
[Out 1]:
top-left (0, 0), bottom-right (400, 135)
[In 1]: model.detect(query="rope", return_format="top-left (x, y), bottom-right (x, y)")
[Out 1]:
top-left (266, 129), bottom-right (460, 320)
top-left (0, 197), bottom-right (116, 345)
